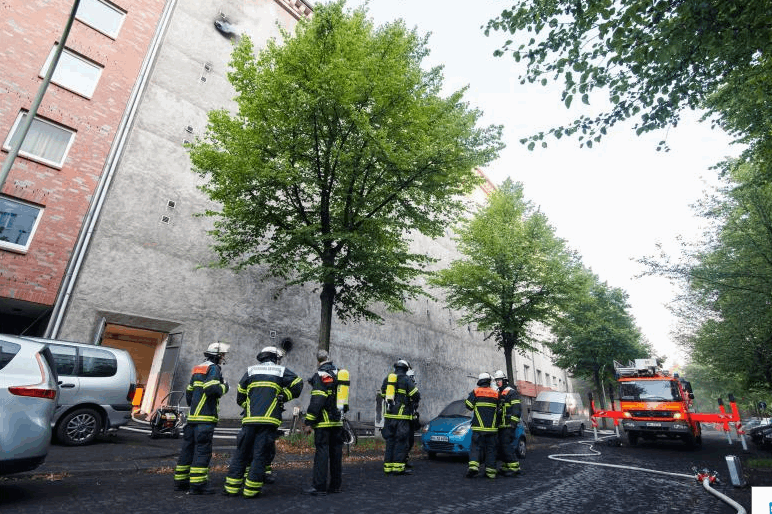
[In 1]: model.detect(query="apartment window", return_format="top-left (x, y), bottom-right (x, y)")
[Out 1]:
top-left (523, 365), bottom-right (530, 382)
top-left (0, 196), bottom-right (43, 253)
top-left (545, 373), bottom-right (550, 386)
top-left (41, 45), bottom-right (103, 98)
top-left (536, 370), bottom-right (542, 385)
top-left (76, 0), bottom-right (126, 38)
top-left (4, 112), bottom-right (75, 168)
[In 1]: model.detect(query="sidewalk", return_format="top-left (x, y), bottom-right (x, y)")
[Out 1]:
top-left (11, 419), bottom-right (374, 479)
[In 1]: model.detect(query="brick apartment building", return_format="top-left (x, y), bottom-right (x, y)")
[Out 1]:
top-left (0, 0), bottom-right (167, 333)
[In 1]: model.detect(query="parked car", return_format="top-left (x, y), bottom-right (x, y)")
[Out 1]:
top-left (23, 336), bottom-right (137, 446)
top-left (420, 399), bottom-right (527, 459)
top-left (0, 335), bottom-right (59, 475)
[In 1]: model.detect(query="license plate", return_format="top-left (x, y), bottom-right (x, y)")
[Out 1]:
top-left (430, 435), bottom-right (449, 442)
top-left (646, 422), bottom-right (661, 427)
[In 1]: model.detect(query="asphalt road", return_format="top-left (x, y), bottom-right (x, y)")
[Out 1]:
top-left (0, 427), bottom-right (761, 513)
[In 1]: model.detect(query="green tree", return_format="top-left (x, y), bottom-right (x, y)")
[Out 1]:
top-left (189, 1), bottom-right (503, 351)
top-left (429, 179), bottom-right (580, 381)
top-left (549, 273), bottom-right (649, 408)
top-left (641, 164), bottom-right (772, 392)
top-left (485, 1), bottom-right (772, 149)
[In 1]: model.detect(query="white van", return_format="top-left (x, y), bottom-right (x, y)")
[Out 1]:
top-left (528, 391), bottom-right (587, 437)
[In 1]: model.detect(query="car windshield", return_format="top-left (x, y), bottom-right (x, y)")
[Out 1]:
top-left (532, 400), bottom-right (564, 414)
top-left (619, 380), bottom-right (682, 401)
top-left (438, 400), bottom-right (471, 418)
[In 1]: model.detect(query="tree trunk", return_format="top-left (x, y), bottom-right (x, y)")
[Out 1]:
top-left (318, 282), bottom-right (336, 352)
top-left (501, 331), bottom-right (516, 384)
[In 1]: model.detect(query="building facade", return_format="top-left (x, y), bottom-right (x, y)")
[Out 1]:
top-left (0, 0), bottom-right (167, 333)
top-left (4, 0), bottom-right (572, 421)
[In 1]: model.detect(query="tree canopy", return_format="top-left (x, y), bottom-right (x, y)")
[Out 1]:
top-left (549, 271), bottom-right (649, 406)
top-left (642, 163), bottom-right (772, 392)
top-left (189, 1), bottom-right (503, 350)
top-left (430, 179), bottom-right (581, 381)
top-left (485, 0), bottom-right (772, 150)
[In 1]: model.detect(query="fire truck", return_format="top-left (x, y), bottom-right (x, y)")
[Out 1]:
top-left (588, 358), bottom-right (743, 448)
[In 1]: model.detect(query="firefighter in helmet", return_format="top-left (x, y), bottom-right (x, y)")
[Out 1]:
top-left (222, 346), bottom-right (303, 499)
top-left (381, 358), bottom-right (420, 475)
top-left (173, 342), bottom-right (230, 494)
top-left (493, 369), bottom-right (522, 476)
top-left (304, 349), bottom-right (345, 495)
top-left (465, 372), bottom-right (499, 479)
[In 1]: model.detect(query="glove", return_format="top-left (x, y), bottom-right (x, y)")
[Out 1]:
top-left (276, 393), bottom-right (286, 403)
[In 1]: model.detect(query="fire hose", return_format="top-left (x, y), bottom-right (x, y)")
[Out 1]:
top-left (547, 437), bottom-right (746, 514)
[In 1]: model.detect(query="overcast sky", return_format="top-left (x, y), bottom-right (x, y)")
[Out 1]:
top-left (343, 0), bottom-right (739, 366)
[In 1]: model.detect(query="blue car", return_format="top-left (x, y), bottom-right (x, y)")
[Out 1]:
top-left (421, 399), bottom-right (526, 459)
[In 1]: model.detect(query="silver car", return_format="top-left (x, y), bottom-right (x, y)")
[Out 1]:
top-left (0, 335), bottom-right (59, 475)
top-left (24, 337), bottom-right (138, 446)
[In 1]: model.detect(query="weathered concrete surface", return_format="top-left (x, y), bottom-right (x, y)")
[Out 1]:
top-left (57, 0), bottom-right (570, 421)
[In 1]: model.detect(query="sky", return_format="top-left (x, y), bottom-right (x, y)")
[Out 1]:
top-left (343, 0), bottom-right (739, 367)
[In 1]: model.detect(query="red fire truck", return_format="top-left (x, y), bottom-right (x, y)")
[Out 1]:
top-left (589, 358), bottom-right (743, 447)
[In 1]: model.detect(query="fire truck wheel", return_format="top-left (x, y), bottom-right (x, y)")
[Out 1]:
top-left (561, 425), bottom-right (568, 437)
top-left (627, 431), bottom-right (638, 446)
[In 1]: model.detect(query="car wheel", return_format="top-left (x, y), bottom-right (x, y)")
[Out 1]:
top-left (56, 407), bottom-right (102, 446)
top-left (579, 423), bottom-right (585, 435)
top-left (427, 451), bottom-right (437, 459)
top-left (561, 425), bottom-right (568, 438)
top-left (516, 436), bottom-right (527, 459)
top-left (627, 431), bottom-right (638, 446)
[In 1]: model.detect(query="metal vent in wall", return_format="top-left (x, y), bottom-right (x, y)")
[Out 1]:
top-left (167, 200), bottom-right (176, 209)
top-left (161, 215), bottom-right (171, 224)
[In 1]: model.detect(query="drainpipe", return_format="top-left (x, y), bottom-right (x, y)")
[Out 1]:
top-left (45, 0), bottom-right (178, 337)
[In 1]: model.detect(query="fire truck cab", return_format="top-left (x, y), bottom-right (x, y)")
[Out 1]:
top-left (613, 359), bottom-right (701, 447)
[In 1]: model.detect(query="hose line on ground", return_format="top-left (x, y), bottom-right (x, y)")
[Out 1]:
top-left (548, 436), bottom-right (746, 514)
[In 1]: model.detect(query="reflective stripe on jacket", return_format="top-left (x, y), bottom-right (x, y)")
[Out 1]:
top-left (305, 361), bottom-right (343, 428)
top-left (186, 360), bottom-right (228, 423)
top-left (498, 385), bottom-right (522, 428)
top-left (465, 386), bottom-right (499, 432)
top-left (381, 371), bottom-right (420, 420)
top-left (237, 362), bottom-right (303, 426)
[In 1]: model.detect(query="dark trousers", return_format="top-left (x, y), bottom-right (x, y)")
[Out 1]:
top-left (497, 427), bottom-right (519, 469)
top-left (469, 431), bottom-right (497, 476)
top-left (175, 423), bottom-right (215, 490)
top-left (382, 418), bottom-right (410, 473)
top-left (312, 426), bottom-right (343, 491)
top-left (224, 425), bottom-right (276, 497)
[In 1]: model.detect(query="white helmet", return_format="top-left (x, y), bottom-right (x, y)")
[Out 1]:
top-left (257, 346), bottom-right (282, 362)
top-left (395, 359), bottom-right (410, 370)
top-left (477, 372), bottom-right (492, 385)
top-left (205, 342), bottom-right (230, 355)
top-left (406, 369), bottom-right (415, 377)
top-left (493, 370), bottom-right (507, 380)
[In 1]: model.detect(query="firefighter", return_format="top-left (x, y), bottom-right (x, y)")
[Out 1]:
top-left (236, 348), bottom-right (287, 486)
top-left (465, 372), bottom-right (499, 479)
top-left (493, 369), bottom-right (522, 476)
top-left (381, 359), bottom-right (420, 475)
top-left (173, 342), bottom-right (230, 494)
top-left (222, 346), bottom-right (303, 499)
top-left (304, 349), bottom-right (345, 495)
